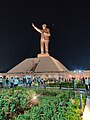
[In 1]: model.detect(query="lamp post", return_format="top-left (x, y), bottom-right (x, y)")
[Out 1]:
top-left (80, 93), bottom-right (82, 109)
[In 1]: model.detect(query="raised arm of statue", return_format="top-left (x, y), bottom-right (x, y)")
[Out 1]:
top-left (32, 23), bottom-right (41, 33)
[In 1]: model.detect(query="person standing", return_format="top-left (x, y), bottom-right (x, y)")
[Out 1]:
top-left (73, 78), bottom-right (77, 90)
top-left (6, 78), bottom-right (9, 88)
top-left (26, 77), bottom-right (29, 87)
top-left (2, 76), bottom-right (6, 88)
top-left (87, 78), bottom-right (90, 91)
top-left (0, 77), bottom-right (2, 88)
top-left (23, 77), bottom-right (26, 87)
top-left (85, 78), bottom-right (89, 91)
top-left (59, 77), bottom-right (62, 89)
top-left (43, 81), bottom-right (46, 90)
top-left (34, 81), bottom-right (38, 89)
top-left (14, 78), bottom-right (18, 87)
top-left (10, 77), bottom-right (14, 88)
top-left (29, 78), bottom-right (32, 88)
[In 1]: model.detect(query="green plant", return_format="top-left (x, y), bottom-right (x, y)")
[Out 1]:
top-left (0, 88), bottom-right (86, 120)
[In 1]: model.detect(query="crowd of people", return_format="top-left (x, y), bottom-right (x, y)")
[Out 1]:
top-left (58, 77), bottom-right (90, 91)
top-left (72, 77), bottom-right (90, 91)
top-left (0, 75), bottom-right (90, 91)
top-left (0, 76), bottom-right (46, 90)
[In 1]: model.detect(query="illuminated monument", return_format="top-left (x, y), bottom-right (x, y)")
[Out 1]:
top-left (32, 23), bottom-right (50, 55)
top-left (8, 23), bottom-right (69, 78)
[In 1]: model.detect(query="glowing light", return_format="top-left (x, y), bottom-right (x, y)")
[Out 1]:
top-left (33, 96), bottom-right (37, 100)
top-left (73, 70), bottom-right (82, 73)
top-left (79, 70), bottom-right (82, 73)
top-left (48, 81), bottom-right (50, 84)
top-left (74, 70), bottom-right (76, 73)
top-left (31, 94), bottom-right (40, 101)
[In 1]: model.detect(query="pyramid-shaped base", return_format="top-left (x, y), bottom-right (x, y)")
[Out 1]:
top-left (8, 55), bottom-right (69, 74)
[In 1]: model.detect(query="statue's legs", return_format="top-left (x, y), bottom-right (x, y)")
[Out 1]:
top-left (45, 41), bottom-right (49, 53)
top-left (40, 40), bottom-right (44, 54)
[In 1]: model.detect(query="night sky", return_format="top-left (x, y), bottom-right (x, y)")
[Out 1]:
top-left (0, 0), bottom-right (90, 72)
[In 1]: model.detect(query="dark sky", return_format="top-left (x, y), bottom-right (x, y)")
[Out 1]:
top-left (0, 0), bottom-right (90, 72)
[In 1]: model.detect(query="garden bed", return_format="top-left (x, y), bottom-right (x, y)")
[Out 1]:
top-left (0, 87), bottom-right (86, 120)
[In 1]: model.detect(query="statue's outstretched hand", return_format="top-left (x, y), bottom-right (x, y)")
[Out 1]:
top-left (32, 23), bottom-right (41, 33)
top-left (32, 23), bottom-right (35, 27)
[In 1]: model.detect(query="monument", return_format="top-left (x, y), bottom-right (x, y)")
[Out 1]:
top-left (7, 23), bottom-right (69, 79)
top-left (32, 23), bottom-right (50, 57)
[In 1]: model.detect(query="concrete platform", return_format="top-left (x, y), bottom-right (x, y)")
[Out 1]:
top-left (37, 53), bottom-right (49, 57)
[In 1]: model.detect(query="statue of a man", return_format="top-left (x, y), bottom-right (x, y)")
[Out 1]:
top-left (32, 23), bottom-right (50, 54)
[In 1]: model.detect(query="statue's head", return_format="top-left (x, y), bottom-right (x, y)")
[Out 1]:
top-left (42, 24), bottom-right (47, 29)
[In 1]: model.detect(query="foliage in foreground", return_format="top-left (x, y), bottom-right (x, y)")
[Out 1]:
top-left (0, 88), bottom-right (86, 120)
top-left (0, 88), bottom-right (37, 120)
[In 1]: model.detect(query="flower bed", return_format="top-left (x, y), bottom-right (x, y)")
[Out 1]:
top-left (0, 87), bottom-right (86, 120)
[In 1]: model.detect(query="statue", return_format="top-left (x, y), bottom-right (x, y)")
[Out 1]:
top-left (32, 23), bottom-right (50, 54)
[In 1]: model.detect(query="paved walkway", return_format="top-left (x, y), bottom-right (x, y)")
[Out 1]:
top-left (83, 97), bottom-right (90, 120)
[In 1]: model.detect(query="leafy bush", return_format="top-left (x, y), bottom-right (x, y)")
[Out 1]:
top-left (0, 88), bottom-right (37, 120)
top-left (16, 89), bottom-right (85, 120)
top-left (0, 87), bottom-right (86, 120)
